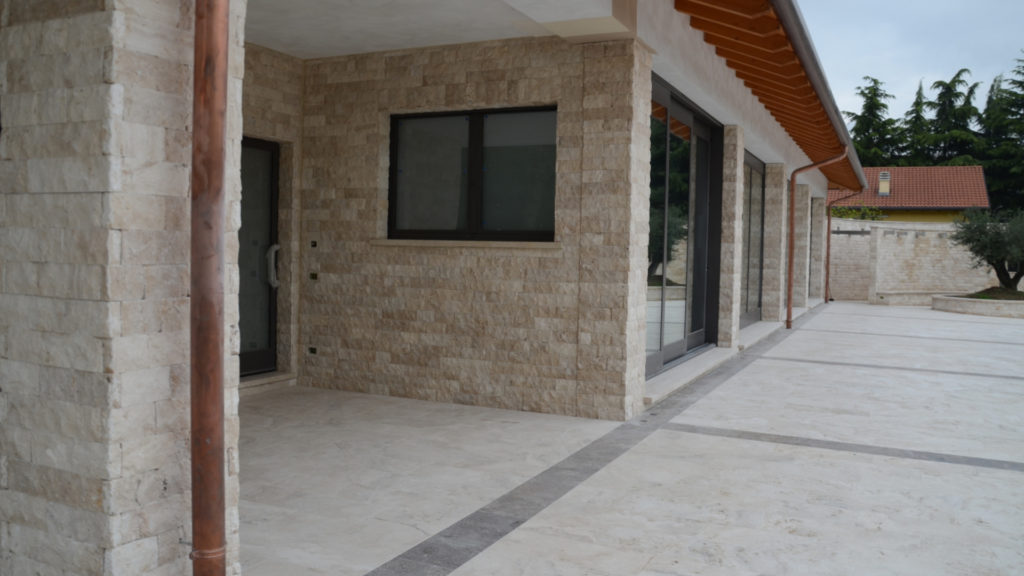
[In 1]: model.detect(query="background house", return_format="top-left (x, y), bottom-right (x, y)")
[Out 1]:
top-left (829, 165), bottom-right (989, 222)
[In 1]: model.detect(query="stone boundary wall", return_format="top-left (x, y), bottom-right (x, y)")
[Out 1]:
top-left (830, 218), bottom-right (997, 305)
top-left (297, 37), bottom-right (652, 420)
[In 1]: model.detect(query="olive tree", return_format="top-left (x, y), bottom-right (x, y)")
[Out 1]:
top-left (951, 209), bottom-right (1024, 290)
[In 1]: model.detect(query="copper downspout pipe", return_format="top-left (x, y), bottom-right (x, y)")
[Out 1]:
top-left (824, 188), bottom-right (864, 302)
top-left (190, 0), bottom-right (229, 574)
top-left (786, 147), bottom-right (848, 329)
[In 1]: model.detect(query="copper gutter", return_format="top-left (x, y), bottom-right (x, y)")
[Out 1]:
top-left (786, 147), bottom-right (848, 329)
top-left (190, 0), bottom-right (229, 574)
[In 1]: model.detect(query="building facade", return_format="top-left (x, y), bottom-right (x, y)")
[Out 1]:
top-left (0, 0), bottom-right (864, 573)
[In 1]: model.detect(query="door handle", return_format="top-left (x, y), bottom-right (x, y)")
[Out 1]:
top-left (266, 244), bottom-right (280, 288)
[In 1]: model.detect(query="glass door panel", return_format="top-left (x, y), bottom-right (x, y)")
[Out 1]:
top-left (663, 119), bottom-right (691, 349)
top-left (686, 134), bottom-right (710, 347)
top-left (646, 106), bottom-right (668, 355)
top-left (240, 138), bottom-right (279, 376)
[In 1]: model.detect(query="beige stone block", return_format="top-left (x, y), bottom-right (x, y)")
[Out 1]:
top-left (104, 535), bottom-right (159, 575)
top-left (6, 392), bottom-right (105, 442)
top-left (120, 156), bottom-right (190, 197)
top-left (69, 84), bottom-right (124, 123)
top-left (7, 460), bottom-right (105, 511)
top-left (4, 523), bottom-right (103, 574)
top-left (6, 327), bottom-right (105, 372)
top-left (0, 294), bottom-right (116, 336)
top-left (120, 230), bottom-right (187, 266)
top-left (108, 331), bottom-right (188, 373)
top-left (5, 193), bottom-right (106, 230)
top-left (6, 0), bottom-right (106, 25)
top-left (26, 155), bottom-right (118, 193)
top-left (38, 366), bottom-right (111, 408)
top-left (30, 430), bottom-right (119, 478)
top-left (119, 432), bottom-right (178, 478)
top-left (121, 12), bottom-right (192, 65)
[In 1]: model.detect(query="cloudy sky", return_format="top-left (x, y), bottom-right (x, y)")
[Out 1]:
top-left (797, 0), bottom-right (1024, 123)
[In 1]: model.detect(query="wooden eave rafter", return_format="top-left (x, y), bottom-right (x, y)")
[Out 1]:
top-left (674, 0), bottom-right (863, 189)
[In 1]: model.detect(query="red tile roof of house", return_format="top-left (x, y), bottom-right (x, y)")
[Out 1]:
top-left (828, 166), bottom-right (989, 210)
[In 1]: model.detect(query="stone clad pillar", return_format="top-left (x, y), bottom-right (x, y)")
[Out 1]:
top-left (0, 1), bottom-right (246, 573)
top-left (809, 197), bottom-right (827, 301)
top-left (792, 183), bottom-right (811, 308)
top-left (576, 39), bottom-right (652, 420)
top-left (761, 164), bottom-right (788, 322)
top-left (717, 126), bottom-right (745, 347)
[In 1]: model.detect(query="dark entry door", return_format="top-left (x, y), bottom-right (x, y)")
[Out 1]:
top-left (239, 137), bottom-right (280, 376)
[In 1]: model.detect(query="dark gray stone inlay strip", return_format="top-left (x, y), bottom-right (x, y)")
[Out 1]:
top-left (664, 422), bottom-right (1024, 473)
top-left (365, 308), bottom-right (822, 575)
top-left (799, 327), bottom-right (1024, 347)
top-left (764, 356), bottom-right (1022, 381)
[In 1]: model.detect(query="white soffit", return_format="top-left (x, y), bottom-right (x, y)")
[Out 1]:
top-left (246, 0), bottom-right (552, 59)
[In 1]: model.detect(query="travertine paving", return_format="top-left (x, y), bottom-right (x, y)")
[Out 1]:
top-left (240, 302), bottom-right (1024, 575)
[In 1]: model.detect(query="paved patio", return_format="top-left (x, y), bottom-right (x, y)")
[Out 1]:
top-left (239, 302), bottom-right (1024, 575)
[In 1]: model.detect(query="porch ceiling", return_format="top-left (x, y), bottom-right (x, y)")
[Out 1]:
top-left (674, 0), bottom-right (866, 190)
top-left (244, 0), bottom-right (613, 60)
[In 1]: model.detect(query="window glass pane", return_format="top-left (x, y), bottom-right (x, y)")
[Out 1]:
top-left (663, 117), bottom-right (691, 348)
top-left (395, 115), bottom-right (469, 230)
top-left (647, 111), bottom-right (668, 354)
top-left (482, 111), bottom-right (556, 232)
top-left (747, 167), bottom-right (764, 313)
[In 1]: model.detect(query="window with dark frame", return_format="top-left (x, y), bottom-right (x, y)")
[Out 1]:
top-left (388, 107), bottom-right (557, 241)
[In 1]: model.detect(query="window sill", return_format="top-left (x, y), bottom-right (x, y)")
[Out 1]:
top-left (370, 239), bottom-right (563, 251)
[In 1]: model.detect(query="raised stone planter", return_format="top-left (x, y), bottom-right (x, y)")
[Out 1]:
top-left (932, 295), bottom-right (1024, 319)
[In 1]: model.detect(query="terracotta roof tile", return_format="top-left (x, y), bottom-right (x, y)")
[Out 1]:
top-left (828, 166), bottom-right (989, 210)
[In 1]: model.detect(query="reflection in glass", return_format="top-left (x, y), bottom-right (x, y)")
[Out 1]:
top-left (239, 145), bottom-right (274, 352)
top-left (647, 107), bottom-right (668, 354)
top-left (395, 115), bottom-right (469, 230)
top-left (483, 111), bottom-right (556, 232)
top-left (663, 120), bottom-right (690, 347)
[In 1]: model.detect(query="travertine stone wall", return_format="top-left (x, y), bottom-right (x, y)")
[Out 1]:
top-left (299, 37), bottom-right (651, 420)
top-left (0, 0), bottom-right (245, 573)
top-left (242, 43), bottom-right (303, 381)
top-left (791, 183), bottom-right (811, 308)
top-left (717, 126), bottom-right (744, 346)
top-left (828, 218), bottom-right (872, 300)
top-left (868, 222), bottom-right (996, 305)
top-left (829, 219), bottom-right (997, 304)
top-left (761, 163), bottom-right (788, 321)
top-left (809, 197), bottom-right (826, 300)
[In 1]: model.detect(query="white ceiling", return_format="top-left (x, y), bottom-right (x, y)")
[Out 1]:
top-left (245, 0), bottom-right (611, 60)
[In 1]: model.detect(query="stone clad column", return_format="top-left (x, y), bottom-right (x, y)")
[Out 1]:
top-left (575, 39), bottom-right (652, 420)
top-left (809, 197), bottom-right (827, 301)
top-left (761, 164), bottom-right (788, 322)
top-left (0, 1), bottom-right (245, 573)
top-left (792, 183), bottom-right (811, 308)
top-left (717, 126), bottom-right (745, 347)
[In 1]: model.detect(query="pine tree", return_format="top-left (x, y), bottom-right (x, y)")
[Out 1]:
top-left (900, 81), bottom-right (932, 166)
top-left (844, 76), bottom-right (900, 166)
top-left (928, 68), bottom-right (982, 164)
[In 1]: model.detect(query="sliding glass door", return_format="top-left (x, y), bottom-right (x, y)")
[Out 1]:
top-left (646, 82), bottom-right (715, 376)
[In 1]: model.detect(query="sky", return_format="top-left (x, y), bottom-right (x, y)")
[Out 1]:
top-left (797, 0), bottom-right (1024, 123)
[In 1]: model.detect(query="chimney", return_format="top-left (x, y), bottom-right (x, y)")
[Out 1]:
top-left (878, 171), bottom-right (891, 196)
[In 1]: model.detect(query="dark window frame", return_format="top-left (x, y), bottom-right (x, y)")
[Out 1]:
top-left (388, 106), bottom-right (557, 242)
